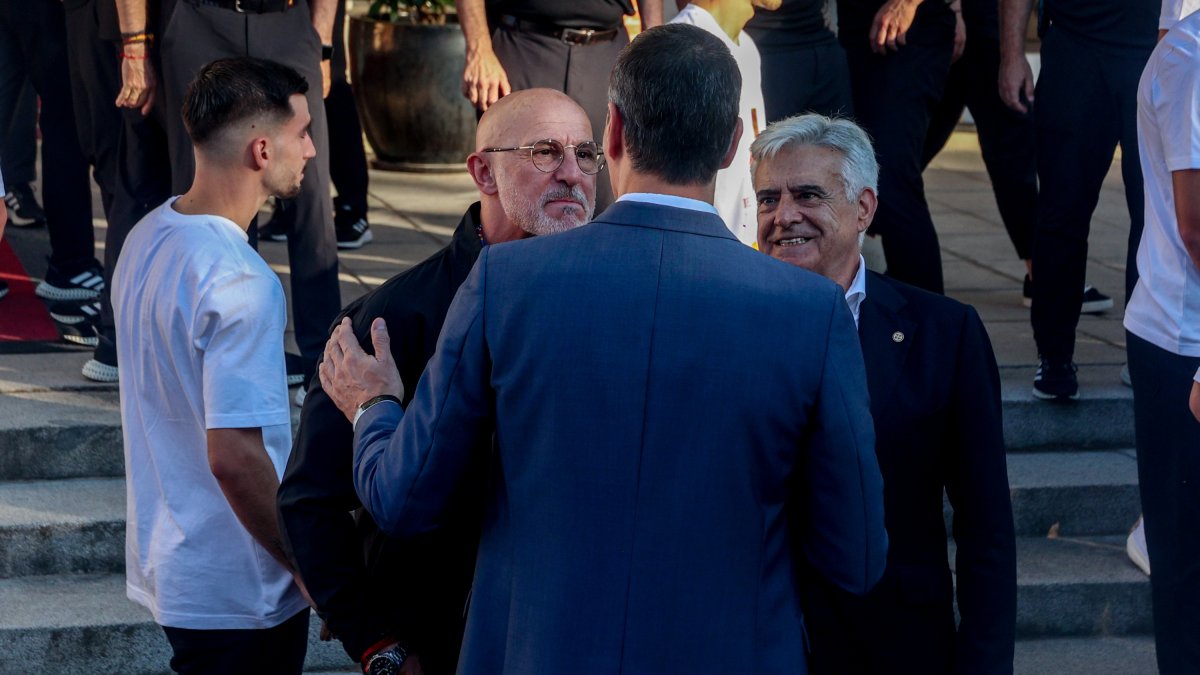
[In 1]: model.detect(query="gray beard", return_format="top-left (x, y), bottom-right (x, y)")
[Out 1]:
top-left (501, 183), bottom-right (594, 236)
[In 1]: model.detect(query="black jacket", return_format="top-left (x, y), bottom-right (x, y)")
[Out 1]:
top-left (803, 272), bottom-right (1017, 675)
top-left (279, 204), bottom-right (485, 672)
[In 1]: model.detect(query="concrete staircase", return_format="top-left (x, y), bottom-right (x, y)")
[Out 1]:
top-left (0, 364), bottom-right (1155, 672)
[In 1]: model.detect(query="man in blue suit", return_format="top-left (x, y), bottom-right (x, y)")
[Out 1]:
top-left (752, 114), bottom-right (1016, 674)
top-left (320, 24), bottom-right (887, 674)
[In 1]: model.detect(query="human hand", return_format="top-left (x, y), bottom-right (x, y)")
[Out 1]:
top-left (1190, 379), bottom-right (1200, 423)
top-left (293, 573), bottom-right (316, 609)
top-left (115, 45), bottom-right (157, 116)
top-left (869, 0), bottom-right (920, 55)
top-left (321, 59), bottom-right (332, 99)
top-left (401, 654), bottom-right (424, 675)
top-left (998, 54), bottom-right (1035, 113)
top-left (319, 317), bottom-right (404, 422)
top-left (461, 46), bottom-right (510, 111)
top-left (951, 11), bottom-right (966, 63)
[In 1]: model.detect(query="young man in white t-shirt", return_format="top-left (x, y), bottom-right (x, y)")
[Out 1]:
top-left (113, 58), bottom-right (315, 672)
top-left (671, 0), bottom-right (781, 246)
top-left (1125, 7), bottom-right (1200, 672)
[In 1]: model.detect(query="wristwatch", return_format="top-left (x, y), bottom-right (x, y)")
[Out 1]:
top-left (365, 644), bottom-right (409, 675)
top-left (321, 43), bottom-right (334, 61)
top-left (353, 394), bottom-right (402, 428)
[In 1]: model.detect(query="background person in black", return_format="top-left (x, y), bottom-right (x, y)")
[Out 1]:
top-left (454, 0), bottom-right (661, 213)
top-left (745, 0), bottom-right (852, 121)
top-left (838, 0), bottom-right (955, 294)
top-left (278, 89), bottom-right (597, 675)
top-left (999, 0), bottom-right (1157, 400)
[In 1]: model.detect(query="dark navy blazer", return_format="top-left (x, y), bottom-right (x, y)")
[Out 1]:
top-left (353, 200), bottom-right (888, 674)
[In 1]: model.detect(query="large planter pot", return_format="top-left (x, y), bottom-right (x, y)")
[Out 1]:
top-left (348, 14), bottom-right (475, 172)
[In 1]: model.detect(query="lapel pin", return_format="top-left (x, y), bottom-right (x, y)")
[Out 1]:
top-left (892, 331), bottom-right (905, 343)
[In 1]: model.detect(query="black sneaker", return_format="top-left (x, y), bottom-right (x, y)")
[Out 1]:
top-left (1033, 357), bottom-right (1080, 401)
top-left (263, 199), bottom-right (292, 242)
top-left (50, 299), bottom-right (101, 347)
top-left (36, 261), bottom-right (105, 301)
top-left (82, 334), bottom-right (119, 383)
top-left (285, 351), bottom-right (306, 387)
top-left (1080, 285), bottom-right (1113, 315)
top-left (4, 183), bottom-right (46, 227)
top-left (335, 210), bottom-right (372, 250)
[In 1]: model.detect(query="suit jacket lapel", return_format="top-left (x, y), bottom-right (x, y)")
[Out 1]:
top-left (859, 272), bottom-right (915, 406)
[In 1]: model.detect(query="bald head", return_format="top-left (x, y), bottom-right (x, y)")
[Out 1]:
top-left (467, 88), bottom-right (598, 242)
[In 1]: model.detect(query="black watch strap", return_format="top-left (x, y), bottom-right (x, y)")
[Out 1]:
top-left (321, 43), bottom-right (334, 61)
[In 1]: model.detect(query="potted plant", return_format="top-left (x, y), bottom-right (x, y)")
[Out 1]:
top-left (349, 0), bottom-right (475, 171)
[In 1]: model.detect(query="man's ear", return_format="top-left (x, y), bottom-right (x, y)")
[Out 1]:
top-left (249, 136), bottom-right (270, 171)
top-left (467, 153), bottom-right (499, 195)
top-left (604, 101), bottom-right (623, 162)
top-left (719, 118), bottom-right (744, 171)
top-left (857, 187), bottom-right (878, 233)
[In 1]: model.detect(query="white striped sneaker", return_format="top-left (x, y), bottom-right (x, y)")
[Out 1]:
top-left (36, 264), bottom-right (105, 301)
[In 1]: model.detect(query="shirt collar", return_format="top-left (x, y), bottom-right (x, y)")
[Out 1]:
top-left (617, 192), bottom-right (719, 216)
top-left (845, 255), bottom-right (868, 328)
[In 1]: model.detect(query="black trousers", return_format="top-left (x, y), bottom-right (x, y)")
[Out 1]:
top-left (921, 32), bottom-right (1035, 261)
top-left (1030, 26), bottom-right (1148, 362)
top-left (843, 32), bottom-right (953, 294)
top-left (161, 0), bottom-right (341, 382)
top-left (63, 0), bottom-right (172, 335)
top-left (491, 25), bottom-right (627, 213)
top-left (1127, 332), bottom-right (1200, 675)
top-left (161, 608), bottom-right (309, 674)
top-left (0, 0), bottom-right (95, 275)
top-left (1, 80), bottom-right (38, 185)
top-left (757, 40), bottom-right (853, 123)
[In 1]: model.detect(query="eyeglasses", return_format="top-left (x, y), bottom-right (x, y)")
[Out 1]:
top-left (481, 139), bottom-right (605, 175)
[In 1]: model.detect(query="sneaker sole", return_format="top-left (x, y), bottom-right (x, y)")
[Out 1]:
top-left (1031, 386), bottom-right (1080, 401)
top-left (63, 333), bottom-right (99, 348)
top-left (287, 373), bottom-right (305, 387)
top-left (36, 283), bottom-right (102, 301)
top-left (265, 233), bottom-right (289, 242)
top-left (82, 358), bottom-right (119, 383)
top-left (1080, 298), bottom-right (1114, 314)
top-left (49, 312), bottom-right (89, 325)
top-left (336, 229), bottom-right (373, 250)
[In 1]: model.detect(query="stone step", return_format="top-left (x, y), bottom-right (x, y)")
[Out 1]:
top-left (0, 573), bottom-right (355, 673)
top-left (1010, 536), bottom-right (1151, 638)
top-left (988, 450), bottom-right (1140, 537)
top-left (0, 389), bottom-right (123, 481)
top-left (1000, 365), bottom-right (1134, 451)
top-left (0, 477), bottom-right (124, 578)
top-left (1014, 636), bottom-right (1156, 674)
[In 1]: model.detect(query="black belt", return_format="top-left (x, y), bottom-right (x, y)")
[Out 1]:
top-left (188, 0), bottom-right (293, 13)
top-left (498, 15), bottom-right (621, 45)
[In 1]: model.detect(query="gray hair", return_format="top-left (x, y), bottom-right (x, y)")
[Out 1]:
top-left (749, 114), bottom-right (879, 202)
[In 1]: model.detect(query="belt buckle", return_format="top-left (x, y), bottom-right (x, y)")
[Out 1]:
top-left (560, 27), bottom-right (595, 45)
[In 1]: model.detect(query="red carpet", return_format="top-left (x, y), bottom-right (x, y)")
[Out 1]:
top-left (0, 238), bottom-right (59, 342)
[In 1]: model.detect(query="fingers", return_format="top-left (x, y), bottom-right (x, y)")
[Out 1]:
top-left (141, 88), bottom-right (156, 117)
top-left (370, 318), bottom-right (392, 365)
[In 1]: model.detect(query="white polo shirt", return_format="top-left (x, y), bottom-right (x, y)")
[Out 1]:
top-left (114, 197), bottom-right (306, 629)
top-left (670, 4), bottom-right (765, 247)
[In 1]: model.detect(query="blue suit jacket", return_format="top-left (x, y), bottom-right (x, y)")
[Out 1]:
top-left (354, 200), bottom-right (887, 674)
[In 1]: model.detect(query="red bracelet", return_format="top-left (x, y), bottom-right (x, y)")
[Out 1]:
top-left (121, 53), bottom-right (150, 60)
top-left (360, 637), bottom-right (397, 667)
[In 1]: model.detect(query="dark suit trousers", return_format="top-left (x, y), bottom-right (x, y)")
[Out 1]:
top-left (1127, 332), bottom-right (1200, 675)
top-left (843, 33), bottom-right (953, 294)
top-left (63, 0), bottom-right (172, 335)
top-left (161, 0), bottom-right (340, 382)
top-left (0, 0), bottom-right (95, 275)
top-left (161, 608), bottom-right (309, 674)
top-left (922, 32), bottom-right (1034, 261)
top-left (1030, 27), bottom-right (1147, 362)
top-left (0, 81), bottom-right (37, 185)
top-left (491, 25), bottom-right (626, 213)
top-left (758, 40), bottom-right (854, 123)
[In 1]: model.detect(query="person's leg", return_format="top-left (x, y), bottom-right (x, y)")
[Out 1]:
top-left (2, 81), bottom-right (39, 186)
top-left (843, 34), bottom-right (953, 294)
top-left (563, 32), bottom-right (626, 214)
top-left (1030, 28), bottom-right (1117, 366)
top-left (1127, 332), bottom-right (1200, 674)
top-left (249, 3), bottom-right (340, 385)
top-left (1113, 52), bottom-right (1149, 305)
top-left (961, 33), bottom-right (1036, 263)
top-left (919, 46), bottom-right (968, 171)
top-left (807, 41), bottom-right (854, 119)
top-left (758, 46), bottom-right (818, 124)
top-left (327, 0), bottom-right (368, 222)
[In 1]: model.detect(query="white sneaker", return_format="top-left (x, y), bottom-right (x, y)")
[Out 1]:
top-left (293, 386), bottom-right (306, 408)
top-left (1126, 516), bottom-right (1151, 576)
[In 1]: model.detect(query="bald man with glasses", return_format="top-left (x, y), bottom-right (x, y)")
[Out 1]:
top-left (278, 88), bottom-right (596, 675)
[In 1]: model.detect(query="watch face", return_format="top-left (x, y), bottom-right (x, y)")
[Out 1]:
top-left (367, 652), bottom-right (402, 675)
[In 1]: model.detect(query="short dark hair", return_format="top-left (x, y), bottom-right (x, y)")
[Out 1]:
top-left (608, 24), bottom-right (741, 185)
top-left (182, 57), bottom-right (309, 147)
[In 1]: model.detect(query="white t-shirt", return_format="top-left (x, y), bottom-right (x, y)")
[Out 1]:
top-left (1160, 0), bottom-right (1200, 29)
top-left (670, 4), bottom-right (765, 246)
top-left (113, 197), bottom-right (305, 629)
top-left (1127, 12), bottom-right (1200, 386)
